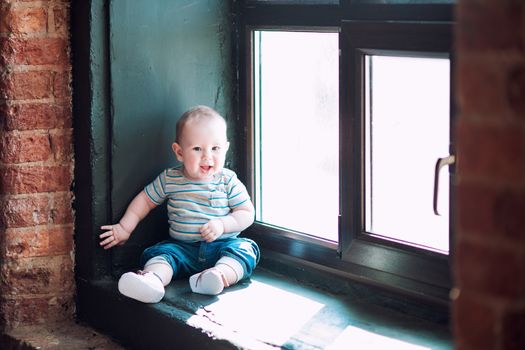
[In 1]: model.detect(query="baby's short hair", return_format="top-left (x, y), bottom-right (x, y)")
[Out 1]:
top-left (175, 105), bottom-right (226, 143)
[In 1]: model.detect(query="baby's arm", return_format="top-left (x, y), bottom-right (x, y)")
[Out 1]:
top-left (200, 201), bottom-right (255, 243)
top-left (99, 191), bottom-right (157, 249)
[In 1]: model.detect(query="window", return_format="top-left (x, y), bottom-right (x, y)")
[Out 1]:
top-left (241, 1), bottom-right (454, 302)
top-left (364, 55), bottom-right (450, 253)
top-left (253, 30), bottom-right (339, 242)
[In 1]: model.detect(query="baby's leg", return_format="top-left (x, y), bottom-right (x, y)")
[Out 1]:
top-left (215, 256), bottom-right (244, 285)
top-left (144, 256), bottom-right (174, 286)
top-left (118, 256), bottom-right (173, 303)
top-left (190, 238), bottom-right (259, 295)
top-left (189, 256), bottom-right (244, 295)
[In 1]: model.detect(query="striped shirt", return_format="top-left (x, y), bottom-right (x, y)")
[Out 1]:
top-left (144, 167), bottom-right (251, 242)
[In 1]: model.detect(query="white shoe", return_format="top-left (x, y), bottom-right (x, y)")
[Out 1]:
top-left (189, 268), bottom-right (229, 295)
top-left (118, 270), bottom-right (165, 303)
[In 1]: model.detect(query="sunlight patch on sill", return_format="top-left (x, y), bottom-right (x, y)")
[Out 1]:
top-left (186, 279), bottom-right (325, 347)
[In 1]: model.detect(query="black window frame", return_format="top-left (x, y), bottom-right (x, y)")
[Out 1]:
top-left (238, 0), bottom-right (455, 304)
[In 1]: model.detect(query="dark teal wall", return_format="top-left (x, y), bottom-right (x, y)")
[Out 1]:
top-left (109, 0), bottom-right (236, 272)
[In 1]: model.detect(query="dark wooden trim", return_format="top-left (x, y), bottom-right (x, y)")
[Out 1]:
top-left (241, 2), bottom-right (453, 27)
top-left (244, 225), bottom-right (451, 305)
top-left (340, 19), bottom-right (453, 293)
top-left (243, 27), bottom-right (256, 200)
top-left (72, 0), bottom-right (113, 281)
top-left (341, 20), bottom-right (452, 53)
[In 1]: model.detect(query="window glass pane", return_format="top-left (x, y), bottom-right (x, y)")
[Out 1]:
top-left (254, 31), bottom-right (339, 242)
top-left (364, 55), bottom-right (450, 253)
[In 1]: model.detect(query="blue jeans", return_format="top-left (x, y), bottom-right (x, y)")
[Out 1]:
top-left (140, 237), bottom-right (260, 280)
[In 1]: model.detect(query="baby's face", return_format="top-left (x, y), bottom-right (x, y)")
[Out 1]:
top-left (172, 117), bottom-right (229, 181)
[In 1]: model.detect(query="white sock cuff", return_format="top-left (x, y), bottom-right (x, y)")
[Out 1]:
top-left (216, 256), bottom-right (244, 283)
top-left (144, 256), bottom-right (171, 268)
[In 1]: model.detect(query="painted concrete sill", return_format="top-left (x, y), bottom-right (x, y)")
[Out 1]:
top-left (81, 260), bottom-right (452, 350)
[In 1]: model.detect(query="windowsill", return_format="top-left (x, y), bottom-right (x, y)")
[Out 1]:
top-left (244, 226), bottom-right (452, 304)
top-left (77, 255), bottom-right (452, 350)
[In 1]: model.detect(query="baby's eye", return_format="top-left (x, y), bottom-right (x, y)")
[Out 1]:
top-left (212, 146), bottom-right (221, 152)
top-left (192, 147), bottom-right (202, 152)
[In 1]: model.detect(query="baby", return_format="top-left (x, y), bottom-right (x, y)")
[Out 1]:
top-left (99, 105), bottom-right (259, 303)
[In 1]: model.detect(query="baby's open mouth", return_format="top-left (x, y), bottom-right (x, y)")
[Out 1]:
top-left (200, 165), bottom-right (213, 172)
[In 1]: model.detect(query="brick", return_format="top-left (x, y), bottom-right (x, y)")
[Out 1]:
top-left (0, 7), bottom-right (8, 34)
top-left (493, 190), bottom-right (525, 242)
top-left (49, 129), bottom-right (73, 162)
top-left (456, 119), bottom-right (525, 184)
top-left (0, 195), bottom-right (49, 228)
top-left (1, 255), bottom-right (74, 295)
top-left (52, 70), bottom-right (71, 99)
top-left (3, 103), bottom-right (72, 131)
top-left (501, 307), bottom-right (525, 350)
top-left (2, 265), bottom-right (53, 295)
top-left (456, 57), bottom-right (509, 118)
top-left (456, 0), bottom-right (524, 53)
top-left (0, 295), bottom-right (74, 328)
top-left (0, 164), bottom-right (72, 194)
top-left (453, 292), bottom-right (497, 350)
top-left (3, 226), bottom-right (74, 258)
top-left (0, 104), bottom-right (5, 130)
top-left (48, 192), bottom-right (74, 225)
top-left (10, 37), bottom-right (69, 66)
top-left (48, 226), bottom-right (74, 255)
top-left (456, 183), bottom-right (497, 236)
top-left (3, 71), bottom-right (53, 100)
top-left (0, 192), bottom-right (73, 228)
top-left (2, 229), bottom-right (46, 258)
top-left (507, 63), bottom-right (525, 117)
top-left (457, 184), bottom-right (525, 242)
top-left (0, 36), bottom-right (7, 63)
top-left (2, 7), bottom-right (47, 35)
top-left (455, 239), bottom-right (525, 299)
top-left (52, 5), bottom-right (69, 35)
top-left (0, 131), bottom-right (52, 163)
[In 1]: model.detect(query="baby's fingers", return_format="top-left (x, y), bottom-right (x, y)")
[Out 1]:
top-left (99, 236), bottom-right (112, 247)
top-left (200, 224), bottom-right (210, 234)
top-left (100, 235), bottom-right (118, 249)
top-left (200, 230), bottom-right (211, 241)
top-left (202, 234), bottom-right (214, 243)
top-left (99, 225), bottom-right (114, 237)
top-left (102, 241), bottom-right (117, 250)
top-left (99, 231), bottom-right (113, 239)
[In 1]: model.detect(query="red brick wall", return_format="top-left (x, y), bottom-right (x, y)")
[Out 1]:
top-left (454, 0), bottom-right (525, 349)
top-left (0, 0), bottom-right (74, 330)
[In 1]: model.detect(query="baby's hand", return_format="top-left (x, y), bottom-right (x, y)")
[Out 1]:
top-left (200, 219), bottom-right (225, 242)
top-left (99, 223), bottom-right (131, 250)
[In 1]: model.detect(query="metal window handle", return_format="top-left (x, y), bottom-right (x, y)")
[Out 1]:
top-left (433, 155), bottom-right (455, 216)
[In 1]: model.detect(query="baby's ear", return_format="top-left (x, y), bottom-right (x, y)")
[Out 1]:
top-left (172, 142), bottom-right (184, 161)
top-left (224, 141), bottom-right (230, 152)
